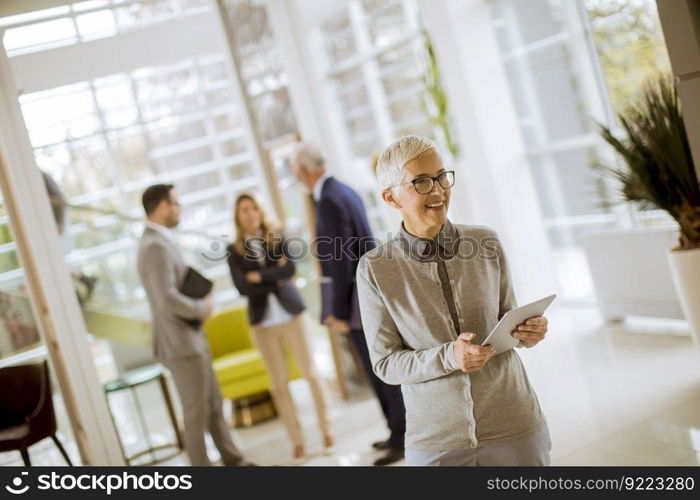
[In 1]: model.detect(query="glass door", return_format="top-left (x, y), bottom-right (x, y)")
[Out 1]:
top-left (0, 28), bottom-right (123, 465)
top-left (0, 194), bottom-right (81, 466)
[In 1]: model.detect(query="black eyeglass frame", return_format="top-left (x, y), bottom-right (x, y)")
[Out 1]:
top-left (388, 170), bottom-right (455, 194)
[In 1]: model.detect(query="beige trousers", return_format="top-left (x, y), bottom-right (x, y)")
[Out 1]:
top-left (252, 313), bottom-right (330, 447)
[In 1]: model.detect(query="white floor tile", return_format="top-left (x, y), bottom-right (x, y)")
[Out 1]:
top-left (669, 452), bottom-right (700, 466)
top-left (553, 432), bottom-right (697, 466)
top-left (617, 398), bottom-right (700, 452)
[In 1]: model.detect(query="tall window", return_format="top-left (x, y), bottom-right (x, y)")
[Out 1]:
top-left (583, 0), bottom-right (671, 114)
top-left (488, 0), bottom-right (671, 301)
top-left (317, 0), bottom-right (456, 236)
top-left (0, 0), bottom-right (264, 315)
top-left (222, 0), bottom-right (297, 144)
top-left (220, 0), bottom-right (305, 238)
top-left (320, 0), bottom-right (435, 159)
top-left (0, 194), bottom-right (79, 465)
top-left (1, 0), bottom-right (210, 57)
top-left (220, 0), bottom-right (321, 320)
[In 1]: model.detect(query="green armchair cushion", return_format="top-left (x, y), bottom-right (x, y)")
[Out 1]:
top-left (203, 307), bottom-right (301, 401)
top-left (204, 308), bottom-right (253, 358)
top-left (211, 348), bottom-right (266, 383)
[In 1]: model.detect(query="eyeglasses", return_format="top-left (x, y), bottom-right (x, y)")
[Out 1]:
top-left (390, 171), bottom-right (455, 194)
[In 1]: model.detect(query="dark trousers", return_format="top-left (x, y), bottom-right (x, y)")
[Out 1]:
top-left (350, 328), bottom-right (406, 447)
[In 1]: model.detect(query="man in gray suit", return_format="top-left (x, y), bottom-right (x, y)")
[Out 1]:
top-left (137, 183), bottom-right (250, 466)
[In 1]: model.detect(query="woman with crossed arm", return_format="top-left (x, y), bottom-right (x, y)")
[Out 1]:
top-left (227, 193), bottom-right (333, 460)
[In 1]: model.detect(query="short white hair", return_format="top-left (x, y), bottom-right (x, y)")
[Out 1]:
top-left (376, 135), bottom-right (439, 189)
top-left (292, 143), bottom-right (326, 174)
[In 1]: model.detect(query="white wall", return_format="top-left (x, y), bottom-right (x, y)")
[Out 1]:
top-left (657, 0), bottom-right (700, 179)
top-left (420, 0), bottom-right (558, 302)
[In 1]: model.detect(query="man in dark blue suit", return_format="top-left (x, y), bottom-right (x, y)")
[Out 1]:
top-left (293, 144), bottom-right (406, 466)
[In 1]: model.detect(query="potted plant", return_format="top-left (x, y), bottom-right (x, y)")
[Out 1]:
top-left (599, 75), bottom-right (700, 345)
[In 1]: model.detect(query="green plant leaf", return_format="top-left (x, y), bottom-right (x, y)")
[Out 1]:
top-left (597, 74), bottom-right (700, 250)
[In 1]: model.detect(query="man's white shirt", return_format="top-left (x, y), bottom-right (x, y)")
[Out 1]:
top-left (312, 172), bottom-right (332, 202)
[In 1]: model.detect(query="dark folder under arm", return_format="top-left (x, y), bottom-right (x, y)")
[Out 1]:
top-left (178, 267), bottom-right (213, 329)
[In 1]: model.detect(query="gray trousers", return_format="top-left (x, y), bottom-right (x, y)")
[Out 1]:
top-left (405, 423), bottom-right (551, 466)
top-left (162, 353), bottom-right (244, 466)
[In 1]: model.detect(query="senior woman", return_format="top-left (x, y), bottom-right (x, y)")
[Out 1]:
top-left (356, 135), bottom-right (551, 467)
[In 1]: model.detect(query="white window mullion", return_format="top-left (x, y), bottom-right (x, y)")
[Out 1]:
top-left (568, 0), bottom-right (631, 229)
top-left (402, 0), bottom-right (420, 31)
top-left (501, 1), bottom-right (571, 228)
top-left (501, 2), bottom-right (549, 149)
top-left (126, 75), bottom-right (160, 178)
top-left (87, 80), bottom-right (127, 210)
top-left (348, 1), bottom-right (394, 146)
top-left (209, 0), bottom-right (281, 221)
top-left (567, 0), bottom-right (616, 128)
top-left (192, 57), bottom-right (234, 208)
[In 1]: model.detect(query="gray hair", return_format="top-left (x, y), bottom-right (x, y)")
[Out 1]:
top-left (376, 135), bottom-right (439, 189)
top-left (292, 143), bottom-right (326, 174)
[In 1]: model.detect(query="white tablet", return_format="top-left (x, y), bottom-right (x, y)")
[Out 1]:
top-left (481, 294), bottom-right (557, 355)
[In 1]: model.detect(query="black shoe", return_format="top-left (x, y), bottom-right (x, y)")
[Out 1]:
top-left (372, 439), bottom-right (392, 450)
top-left (373, 447), bottom-right (404, 466)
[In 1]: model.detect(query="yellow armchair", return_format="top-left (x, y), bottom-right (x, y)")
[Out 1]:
top-left (203, 307), bottom-right (300, 402)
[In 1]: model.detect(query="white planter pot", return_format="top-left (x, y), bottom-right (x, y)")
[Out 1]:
top-left (667, 247), bottom-right (700, 348)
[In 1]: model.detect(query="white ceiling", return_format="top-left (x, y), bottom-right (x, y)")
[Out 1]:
top-left (1, 0), bottom-right (352, 23)
top-left (0, 0), bottom-right (70, 19)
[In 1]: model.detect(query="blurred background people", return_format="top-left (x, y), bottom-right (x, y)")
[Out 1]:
top-left (292, 143), bottom-right (406, 466)
top-left (41, 170), bottom-right (96, 305)
top-left (227, 193), bottom-right (333, 460)
top-left (41, 171), bottom-right (67, 235)
top-left (137, 183), bottom-right (251, 467)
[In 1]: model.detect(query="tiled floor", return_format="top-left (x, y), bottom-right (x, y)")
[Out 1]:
top-left (2, 306), bottom-right (699, 466)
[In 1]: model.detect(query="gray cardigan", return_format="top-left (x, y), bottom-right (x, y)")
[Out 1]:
top-left (356, 221), bottom-right (545, 451)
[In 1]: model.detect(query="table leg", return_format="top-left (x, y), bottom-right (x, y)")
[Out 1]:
top-left (328, 327), bottom-right (348, 400)
top-left (158, 374), bottom-right (184, 450)
top-left (104, 394), bottom-right (129, 465)
top-left (130, 387), bottom-right (156, 464)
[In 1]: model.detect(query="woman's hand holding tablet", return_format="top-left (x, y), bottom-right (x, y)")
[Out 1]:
top-left (481, 294), bottom-right (557, 355)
